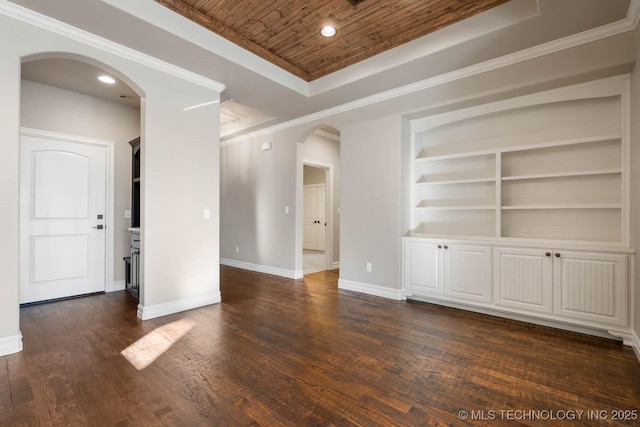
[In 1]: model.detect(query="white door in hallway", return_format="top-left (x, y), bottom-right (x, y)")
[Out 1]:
top-left (303, 184), bottom-right (326, 251)
top-left (20, 132), bottom-right (107, 304)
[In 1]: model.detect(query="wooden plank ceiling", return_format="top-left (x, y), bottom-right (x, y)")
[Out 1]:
top-left (155, 0), bottom-right (511, 81)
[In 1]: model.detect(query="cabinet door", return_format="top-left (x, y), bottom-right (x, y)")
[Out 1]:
top-left (554, 251), bottom-right (627, 327)
top-left (403, 241), bottom-right (442, 295)
top-left (494, 247), bottom-right (553, 314)
top-left (443, 245), bottom-right (492, 303)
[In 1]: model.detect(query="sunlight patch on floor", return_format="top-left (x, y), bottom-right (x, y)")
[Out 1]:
top-left (121, 318), bottom-right (195, 370)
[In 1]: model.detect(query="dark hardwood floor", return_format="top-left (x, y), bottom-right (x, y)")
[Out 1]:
top-left (2, 266), bottom-right (640, 426)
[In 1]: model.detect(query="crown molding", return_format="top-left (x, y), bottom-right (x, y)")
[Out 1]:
top-left (0, 0), bottom-right (226, 93)
top-left (221, 0), bottom-right (640, 145)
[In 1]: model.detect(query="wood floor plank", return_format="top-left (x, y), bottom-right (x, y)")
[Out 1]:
top-left (0, 266), bottom-right (639, 426)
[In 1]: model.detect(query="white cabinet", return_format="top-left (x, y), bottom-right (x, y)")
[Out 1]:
top-left (494, 247), bottom-right (554, 314)
top-left (404, 241), bottom-right (441, 295)
top-left (553, 250), bottom-right (627, 327)
top-left (494, 247), bottom-right (628, 328)
top-left (403, 240), bottom-right (492, 304)
top-left (405, 239), bottom-right (630, 334)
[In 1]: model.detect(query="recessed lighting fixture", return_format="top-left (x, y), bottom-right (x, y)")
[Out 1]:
top-left (98, 75), bottom-right (116, 84)
top-left (320, 25), bottom-right (337, 38)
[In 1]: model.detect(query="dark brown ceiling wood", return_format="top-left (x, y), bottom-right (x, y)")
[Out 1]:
top-left (154, 0), bottom-right (511, 82)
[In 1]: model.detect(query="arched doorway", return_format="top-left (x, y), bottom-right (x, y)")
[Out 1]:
top-left (19, 54), bottom-right (142, 305)
top-left (296, 125), bottom-right (341, 276)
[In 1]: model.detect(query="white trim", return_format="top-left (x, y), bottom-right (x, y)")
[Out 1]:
top-left (221, 1), bottom-right (640, 146)
top-left (301, 159), bottom-right (335, 272)
top-left (408, 294), bottom-right (633, 343)
top-left (0, 333), bottom-right (23, 357)
top-left (608, 330), bottom-right (635, 346)
top-left (107, 280), bottom-right (126, 292)
top-left (631, 331), bottom-right (640, 363)
top-left (331, 261), bottom-right (340, 270)
top-left (220, 258), bottom-right (299, 279)
top-left (314, 129), bottom-right (340, 142)
top-left (0, 0), bottom-right (225, 93)
top-left (137, 293), bottom-right (221, 321)
top-left (19, 127), bottom-right (116, 301)
top-left (338, 279), bottom-right (404, 301)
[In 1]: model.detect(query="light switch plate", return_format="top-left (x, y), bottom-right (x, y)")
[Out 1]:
top-left (203, 209), bottom-right (211, 219)
top-left (124, 210), bottom-right (131, 219)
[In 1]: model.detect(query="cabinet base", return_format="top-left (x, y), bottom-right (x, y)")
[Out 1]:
top-left (407, 295), bottom-right (631, 345)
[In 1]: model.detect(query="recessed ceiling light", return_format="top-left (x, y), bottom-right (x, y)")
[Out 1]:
top-left (320, 25), bottom-right (337, 38)
top-left (98, 75), bottom-right (116, 84)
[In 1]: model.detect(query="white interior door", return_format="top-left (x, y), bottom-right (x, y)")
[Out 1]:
top-left (20, 134), bottom-right (107, 304)
top-left (303, 186), bottom-right (318, 250)
top-left (316, 185), bottom-right (326, 251)
top-left (303, 184), bottom-right (326, 251)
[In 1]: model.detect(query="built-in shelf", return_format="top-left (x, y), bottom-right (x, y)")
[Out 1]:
top-left (502, 169), bottom-right (622, 181)
top-left (409, 77), bottom-right (627, 245)
top-left (416, 177), bottom-right (494, 186)
top-left (502, 204), bottom-right (622, 210)
top-left (416, 206), bottom-right (496, 210)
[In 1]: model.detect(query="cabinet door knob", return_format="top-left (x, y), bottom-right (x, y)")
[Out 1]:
top-left (555, 252), bottom-right (561, 257)
top-left (443, 245), bottom-right (448, 249)
top-left (545, 252), bottom-right (551, 257)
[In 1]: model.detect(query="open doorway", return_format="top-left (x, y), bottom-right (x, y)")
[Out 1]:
top-left (297, 126), bottom-right (341, 277)
top-left (303, 165), bottom-right (327, 274)
top-left (19, 56), bottom-right (141, 305)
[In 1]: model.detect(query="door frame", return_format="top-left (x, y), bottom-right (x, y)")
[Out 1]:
top-left (301, 159), bottom-right (333, 274)
top-left (20, 127), bottom-right (116, 293)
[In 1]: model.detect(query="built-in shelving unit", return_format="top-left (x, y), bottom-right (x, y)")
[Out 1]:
top-left (403, 76), bottom-right (633, 341)
top-left (409, 77), bottom-right (628, 246)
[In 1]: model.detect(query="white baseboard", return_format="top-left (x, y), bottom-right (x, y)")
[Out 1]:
top-left (632, 331), bottom-right (640, 363)
top-left (137, 292), bottom-right (221, 320)
top-left (331, 262), bottom-right (340, 270)
top-left (294, 269), bottom-right (304, 279)
top-left (220, 258), bottom-right (298, 279)
top-left (107, 280), bottom-right (126, 292)
top-left (0, 333), bottom-right (23, 356)
top-left (338, 279), bottom-right (403, 300)
top-left (408, 294), bottom-right (633, 343)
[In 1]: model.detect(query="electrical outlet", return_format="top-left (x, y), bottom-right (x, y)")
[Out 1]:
top-left (203, 208), bottom-right (211, 219)
top-left (124, 210), bottom-right (131, 219)
top-left (366, 262), bottom-right (372, 272)
top-left (235, 246), bottom-right (239, 253)
top-left (285, 206), bottom-right (289, 214)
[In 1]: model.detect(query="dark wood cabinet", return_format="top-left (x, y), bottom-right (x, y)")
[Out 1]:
top-left (130, 137), bottom-right (140, 228)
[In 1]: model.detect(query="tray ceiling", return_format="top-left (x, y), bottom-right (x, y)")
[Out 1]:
top-left (154, 0), bottom-right (511, 81)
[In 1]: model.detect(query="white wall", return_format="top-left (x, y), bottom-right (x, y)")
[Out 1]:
top-left (220, 134), bottom-right (297, 273)
top-left (0, 9), bottom-right (222, 355)
top-left (0, 48), bottom-right (21, 354)
top-left (339, 116), bottom-right (402, 288)
top-left (302, 132), bottom-right (341, 264)
top-left (20, 79), bottom-right (140, 284)
top-left (630, 24), bottom-right (640, 338)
